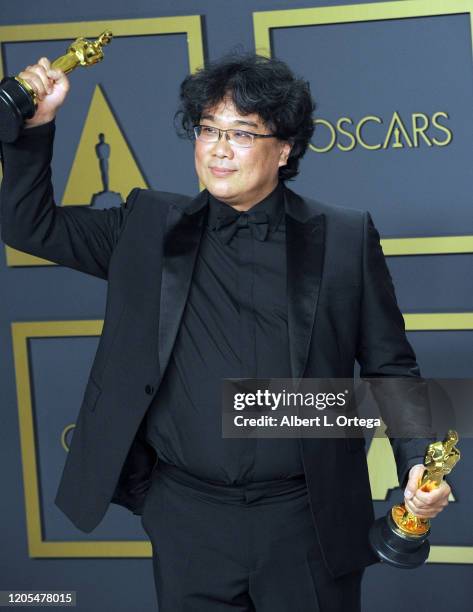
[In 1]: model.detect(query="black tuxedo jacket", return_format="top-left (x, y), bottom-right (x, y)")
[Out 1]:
top-left (0, 121), bottom-right (429, 578)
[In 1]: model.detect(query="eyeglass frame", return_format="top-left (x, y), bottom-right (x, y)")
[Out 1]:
top-left (193, 124), bottom-right (278, 148)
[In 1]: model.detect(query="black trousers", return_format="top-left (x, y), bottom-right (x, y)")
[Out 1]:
top-left (141, 461), bottom-right (364, 612)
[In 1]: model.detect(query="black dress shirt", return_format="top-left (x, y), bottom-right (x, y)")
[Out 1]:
top-left (145, 181), bottom-right (304, 484)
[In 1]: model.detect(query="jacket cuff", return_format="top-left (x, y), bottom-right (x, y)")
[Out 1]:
top-left (18, 118), bottom-right (56, 140)
top-left (0, 119), bottom-right (55, 167)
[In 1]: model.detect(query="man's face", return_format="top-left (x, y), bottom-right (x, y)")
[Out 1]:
top-left (194, 98), bottom-right (292, 211)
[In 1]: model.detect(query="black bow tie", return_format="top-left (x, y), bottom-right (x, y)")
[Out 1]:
top-left (215, 210), bottom-right (270, 244)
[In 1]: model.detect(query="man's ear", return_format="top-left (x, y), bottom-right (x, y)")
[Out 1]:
top-left (278, 140), bottom-right (293, 167)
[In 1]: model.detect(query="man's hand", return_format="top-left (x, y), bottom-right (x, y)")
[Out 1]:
top-left (403, 464), bottom-right (450, 519)
top-left (18, 57), bottom-right (70, 128)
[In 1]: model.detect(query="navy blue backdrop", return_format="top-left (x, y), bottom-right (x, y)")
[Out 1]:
top-left (1, 1), bottom-right (472, 610)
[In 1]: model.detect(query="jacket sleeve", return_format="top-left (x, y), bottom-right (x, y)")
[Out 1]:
top-left (356, 211), bottom-right (420, 378)
top-left (356, 211), bottom-right (436, 488)
top-left (0, 120), bottom-right (140, 280)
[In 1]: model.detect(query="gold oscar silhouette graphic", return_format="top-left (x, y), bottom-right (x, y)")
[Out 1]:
top-left (90, 132), bottom-right (122, 209)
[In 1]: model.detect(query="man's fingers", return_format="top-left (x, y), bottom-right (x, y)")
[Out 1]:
top-left (409, 495), bottom-right (434, 511)
top-left (417, 480), bottom-right (450, 499)
top-left (19, 61), bottom-right (55, 97)
top-left (18, 57), bottom-right (69, 102)
top-left (407, 488), bottom-right (449, 509)
top-left (33, 64), bottom-right (53, 94)
top-left (403, 470), bottom-right (450, 519)
top-left (38, 56), bottom-right (52, 72)
top-left (21, 58), bottom-right (69, 126)
top-left (404, 497), bottom-right (444, 518)
top-left (404, 464), bottom-right (425, 499)
top-left (404, 483), bottom-right (450, 518)
top-left (404, 467), bottom-right (451, 506)
top-left (46, 67), bottom-right (69, 92)
top-left (410, 482), bottom-right (450, 512)
top-left (18, 70), bottom-right (47, 99)
top-left (406, 495), bottom-right (428, 512)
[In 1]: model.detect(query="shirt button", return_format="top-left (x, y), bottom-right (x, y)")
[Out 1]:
top-left (237, 214), bottom-right (248, 228)
top-left (145, 384), bottom-right (154, 395)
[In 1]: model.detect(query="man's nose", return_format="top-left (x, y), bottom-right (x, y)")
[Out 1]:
top-left (212, 133), bottom-right (234, 158)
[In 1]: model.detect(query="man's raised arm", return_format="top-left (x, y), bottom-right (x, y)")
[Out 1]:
top-left (0, 57), bottom-right (138, 279)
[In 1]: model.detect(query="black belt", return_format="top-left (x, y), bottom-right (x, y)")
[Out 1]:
top-left (154, 460), bottom-right (307, 504)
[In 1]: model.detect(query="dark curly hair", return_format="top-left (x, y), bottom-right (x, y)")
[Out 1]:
top-left (174, 52), bottom-right (315, 181)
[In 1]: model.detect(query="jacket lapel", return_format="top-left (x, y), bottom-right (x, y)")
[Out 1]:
top-left (158, 190), bottom-right (208, 377)
top-left (284, 187), bottom-right (326, 379)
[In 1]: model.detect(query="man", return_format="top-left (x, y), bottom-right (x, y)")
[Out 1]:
top-left (0, 53), bottom-right (450, 611)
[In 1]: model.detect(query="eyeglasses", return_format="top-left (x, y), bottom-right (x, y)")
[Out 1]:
top-left (193, 124), bottom-right (277, 148)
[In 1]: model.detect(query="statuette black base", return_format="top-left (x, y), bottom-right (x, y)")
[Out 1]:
top-left (0, 76), bottom-right (36, 143)
top-left (369, 510), bottom-right (430, 569)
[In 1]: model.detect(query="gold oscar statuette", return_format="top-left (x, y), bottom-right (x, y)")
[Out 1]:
top-left (369, 430), bottom-right (460, 568)
top-left (0, 31), bottom-right (113, 143)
